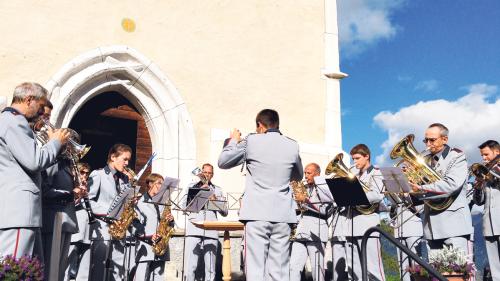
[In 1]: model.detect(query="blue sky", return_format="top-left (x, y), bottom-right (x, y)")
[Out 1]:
top-left (338, 0), bottom-right (500, 164)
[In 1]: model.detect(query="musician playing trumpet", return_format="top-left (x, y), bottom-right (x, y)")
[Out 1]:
top-left (409, 123), bottom-right (473, 255)
top-left (472, 140), bottom-right (500, 281)
top-left (131, 173), bottom-right (175, 281)
top-left (289, 163), bottom-right (333, 281)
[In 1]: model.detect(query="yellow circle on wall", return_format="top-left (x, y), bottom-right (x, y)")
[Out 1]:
top-left (121, 18), bottom-right (136, 32)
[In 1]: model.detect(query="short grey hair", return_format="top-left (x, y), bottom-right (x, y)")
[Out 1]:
top-left (306, 162), bottom-right (321, 174)
top-left (428, 123), bottom-right (449, 137)
top-left (11, 82), bottom-right (48, 103)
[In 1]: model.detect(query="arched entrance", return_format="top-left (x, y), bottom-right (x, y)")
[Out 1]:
top-left (45, 45), bottom-right (196, 182)
top-left (69, 92), bottom-right (153, 186)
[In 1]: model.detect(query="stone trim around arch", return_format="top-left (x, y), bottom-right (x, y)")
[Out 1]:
top-left (45, 45), bottom-right (196, 180)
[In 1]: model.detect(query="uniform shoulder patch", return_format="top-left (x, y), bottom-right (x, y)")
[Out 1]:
top-left (451, 148), bottom-right (463, 153)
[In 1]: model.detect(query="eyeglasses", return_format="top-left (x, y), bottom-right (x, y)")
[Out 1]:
top-left (79, 170), bottom-right (90, 175)
top-left (422, 137), bottom-right (439, 143)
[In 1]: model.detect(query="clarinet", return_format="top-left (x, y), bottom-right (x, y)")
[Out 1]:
top-left (69, 155), bottom-right (96, 224)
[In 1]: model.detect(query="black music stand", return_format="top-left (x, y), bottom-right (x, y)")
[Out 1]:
top-left (325, 177), bottom-right (370, 281)
top-left (184, 188), bottom-right (214, 213)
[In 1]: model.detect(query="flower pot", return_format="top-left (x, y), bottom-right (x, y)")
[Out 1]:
top-left (442, 272), bottom-right (466, 281)
top-left (411, 275), bottom-right (431, 281)
top-left (410, 272), bottom-right (466, 281)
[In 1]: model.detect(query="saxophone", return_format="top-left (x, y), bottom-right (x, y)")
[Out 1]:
top-left (109, 198), bottom-right (138, 240)
top-left (109, 167), bottom-right (139, 240)
top-left (152, 204), bottom-right (175, 256)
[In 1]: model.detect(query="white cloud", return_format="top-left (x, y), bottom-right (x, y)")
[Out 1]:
top-left (397, 75), bottom-right (412, 82)
top-left (374, 83), bottom-right (500, 166)
top-left (338, 0), bottom-right (406, 58)
top-left (414, 79), bottom-right (440, 93)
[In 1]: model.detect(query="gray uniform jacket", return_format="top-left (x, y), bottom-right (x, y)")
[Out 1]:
top-left (421, 145), bottom-right (473, 240)
top-left (88, 165), bottom-right (129, 240)
top-left (133, 193), bottom-right (170, 262)
top-left (473, 172), bottom-right (500, 237)
top-left (0, 107), bottom-right (61, 229)
top-left (294, 183), bottom-right (334, 243)
top-left (334, 166), bottom-right (385, 237)
top-left (218, 130), bottom-right (303, 223)
top-left (393, 205), bottom-right (423, 239)
top-left (182, 182), bottom-right (228, 239)
top-left (41, 160), bottom-right (79, 234)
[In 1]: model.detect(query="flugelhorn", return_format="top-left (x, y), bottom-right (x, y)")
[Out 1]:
top-left (33, 118), bottom-right (90, 160)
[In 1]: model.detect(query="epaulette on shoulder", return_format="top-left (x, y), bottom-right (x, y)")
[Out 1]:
top-left (285, 136), bottom-right (298, 142)
top-left (373, 166), bottom-right (380, 170)
top-left (451, 147), bottom-right (463, 153)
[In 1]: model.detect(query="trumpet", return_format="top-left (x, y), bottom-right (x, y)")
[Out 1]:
top-left (33, 118), bottom-right (90, 160)
top-left (192, 167), bottom-right (209, 185)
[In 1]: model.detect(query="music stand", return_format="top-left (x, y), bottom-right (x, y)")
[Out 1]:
top-left (207, 197), bottom-right (228, 213)
top-left (325, 177), bottom-right (370, 207)
top-left (184, 188), bottom-right (214, 213)
top-left (325, 177), bottom-right (370, 281)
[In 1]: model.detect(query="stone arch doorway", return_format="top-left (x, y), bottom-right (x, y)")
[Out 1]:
top-left (69, 92), bottom-right (153, 186)
top-left (45, 45), bottom-right (196, 182)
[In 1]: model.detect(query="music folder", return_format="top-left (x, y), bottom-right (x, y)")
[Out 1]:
top-left (325, 177), bottom-right (370, 207)
top-left (107, 187), bottom-right (139, 219)
top-left (379, 167), bottom-right (423, 206)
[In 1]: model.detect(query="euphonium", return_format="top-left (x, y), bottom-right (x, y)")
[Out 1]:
top-left (33, 118), bottom-right (91, 160)
top-left (325, 153), bottom-right (379, 215)
top-left (152, 204), bottom-right (175, 256)
top-left (390, 134), bottom-right (455, 211)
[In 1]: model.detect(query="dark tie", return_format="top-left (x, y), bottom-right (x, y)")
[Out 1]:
top-left (113, 174), bottom-right (121, 193)
top-left (430, 155), bottom-right (439, 168)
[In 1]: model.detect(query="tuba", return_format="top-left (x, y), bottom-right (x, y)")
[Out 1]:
top-left (390, 134), bottom-right (455, 211)
top-left (33, 118), bottom-right (91, 160)
top-left (325, 153), bottom-right (379, 215)
top-left (152, 204), bottom-right (175, 256)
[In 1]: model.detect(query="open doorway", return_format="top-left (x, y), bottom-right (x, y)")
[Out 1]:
top-left (69, 92), bottom-right (152, 186)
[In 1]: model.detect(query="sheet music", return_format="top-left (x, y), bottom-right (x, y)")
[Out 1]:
top-left (185, 188), bottom-right (214, 213)
top-left (107, 187), bottom-right (139, 219)
top-left (152, 176), bottom-right (180, 203)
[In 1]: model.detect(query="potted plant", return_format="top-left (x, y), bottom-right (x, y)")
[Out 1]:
top-left (406, 246), bottom-right (475, 281)
top-left (0, 254), bottom-right (44, 281)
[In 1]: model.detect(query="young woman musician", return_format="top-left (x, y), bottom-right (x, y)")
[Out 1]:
top-left (132, 173), bottom-right (175, 281)
top-left (87, 143), bottom-right (133, 280)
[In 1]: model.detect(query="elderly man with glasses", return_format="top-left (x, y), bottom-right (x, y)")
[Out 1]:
top-left (409, 123), bottom-right (473, 255)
